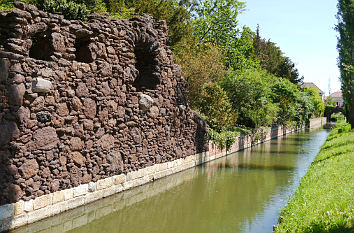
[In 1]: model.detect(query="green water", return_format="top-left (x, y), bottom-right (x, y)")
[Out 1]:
top-left (13, 129), bottom-right (329, 233)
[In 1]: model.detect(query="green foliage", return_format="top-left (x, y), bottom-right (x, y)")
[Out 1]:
top-left (226, 26), bottom-right (259, 71)
top-left (192, 0), bottom-right (258, 71)
top-left (304, 87), bottom-right (325, 118)
top-left (207, 128), bottom-right (239, 150)
top-left (196, 82), bottom-right (237, 132)
top-left (295, 91), bottom-right (315, 125)
top-left (42, 0), bottom-right (90, 20)
top-left (336, 0), bottom-right (354, 128)
top-left (2, 0), bottom-right (107, 20)
top-left (109, 7), bottom-right (136, 19)
top-left (270, 77), bottom-right (302, 126)
top-left (253, 26), bottom-right (303, 85)
top-left (221, 69), bottom-right (279, 129)
top-left (324, 96), bottom-right (336, 106)
top-left (324, 105), bottom-right (336, 119)
top-left (274, 119), bottom-right (354, 233)
top-left (0, 0), bottom-right (14, 11)
top-left (108, 0), bottom-right (192, 46)
top-left (174, 40), bottom-right (227, 107)
top-left (192, 0), bottom-right (244, 45)
top-left (327, 114), bottom-right (351, 136)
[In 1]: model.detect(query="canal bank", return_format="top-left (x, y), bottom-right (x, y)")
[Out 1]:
top-left (274, 118), bottom-right (354, 232)
top-left (0, 117), bottom-right (326, 231)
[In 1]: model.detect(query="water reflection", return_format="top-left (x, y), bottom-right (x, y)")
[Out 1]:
top-left (12, 129), bottom-right (329, 233)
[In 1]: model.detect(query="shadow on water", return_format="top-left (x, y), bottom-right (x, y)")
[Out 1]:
top-left (212, 161), bottom-right (295, 171)
top-left (249, 150), bottom-right (305, 155)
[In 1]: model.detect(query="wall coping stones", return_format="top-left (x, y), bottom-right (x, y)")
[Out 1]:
top-left (0, 118), bottom-right (326, 232)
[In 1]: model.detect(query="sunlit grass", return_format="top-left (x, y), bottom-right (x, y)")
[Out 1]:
top-left (274, 119), bottom-right (354, 233)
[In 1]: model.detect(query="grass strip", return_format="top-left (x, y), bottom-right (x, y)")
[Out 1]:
top-left (274, 117), bottom-right (354, 233)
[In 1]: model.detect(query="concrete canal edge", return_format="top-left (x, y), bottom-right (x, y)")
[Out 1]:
top-left (0, 117), bottom-right (326, 231)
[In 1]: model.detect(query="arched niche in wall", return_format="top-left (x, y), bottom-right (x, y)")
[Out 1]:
top-left (74, 36), bottom-right (96, 63)
top-left (29, 32), bottom-right (54, 61)
top-left (133, 40), bottom-right (161, 90)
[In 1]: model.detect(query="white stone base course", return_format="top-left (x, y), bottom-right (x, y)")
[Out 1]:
top-left (0, 118), bottom-right (326, 232)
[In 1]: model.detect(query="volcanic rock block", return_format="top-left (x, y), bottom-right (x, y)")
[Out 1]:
top-left (32, 78), bottom-right (52, 93)
top-left (139, 93), bottom-right (154, 110)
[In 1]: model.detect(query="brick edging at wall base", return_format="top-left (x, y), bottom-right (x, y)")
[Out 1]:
top-left (0, 118), bottom-right (326, 232)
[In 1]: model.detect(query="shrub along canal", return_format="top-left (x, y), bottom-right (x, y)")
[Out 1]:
top-left (11, 129), bottom-right (329, 233)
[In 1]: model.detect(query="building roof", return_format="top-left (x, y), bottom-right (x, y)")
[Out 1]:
top-left (303, 82), bottom-right (324, 94)
top-left (329, 91), bottom-right (343, 98)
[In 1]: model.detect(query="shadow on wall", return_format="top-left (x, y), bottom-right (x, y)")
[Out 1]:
top-left (271, 126), bottom-right (280, 139)
top-left (1, 57), bottom-right (30, 206)
top-left (194, 113), bottom-right (207, 154)
top-left (0, 94), bottom-right (23, 205)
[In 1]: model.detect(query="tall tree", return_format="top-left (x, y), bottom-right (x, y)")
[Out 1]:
top-left (336, 0), bottom-right (354, 128)
top-left (253, 26), bottom-right (302, 85)
top-left (192, 0), bottom-right (251, 70)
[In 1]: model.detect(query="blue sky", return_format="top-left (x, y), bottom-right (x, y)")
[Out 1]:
top-left (238, 0), bottom-right (341, 95)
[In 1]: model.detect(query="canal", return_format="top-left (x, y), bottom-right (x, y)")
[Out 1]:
top-left (12, 129), bottom-right (329, 233)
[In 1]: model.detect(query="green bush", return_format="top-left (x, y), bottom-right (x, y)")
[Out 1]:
top-left (1, 0), bottom-right (107, 20)
top-left (174, 41), bottom-right (228, 107)
top-left (207, 128), bottom-right (239, 150)
top-left (221, 68), bottom-right (278, 129)
top-left (269, 76), bottom-right (301, 126)
top-left (324, 105), bottom-right (336, 116)
top-left (0, 1), bottom-right (14, 11)
top-left (304, 86), bottom-right (325, 118)
top-left (42, 0), bottom-right (90, 20)
top-left (196, 82), bottom-right (237, 132)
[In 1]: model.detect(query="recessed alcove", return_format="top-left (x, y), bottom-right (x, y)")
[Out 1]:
top-left (133, 42), bottom-right (161, 90)
top-left (75, 37), bottom-right (95, 63)
top-left (29, 33), bottom-right (53, 61)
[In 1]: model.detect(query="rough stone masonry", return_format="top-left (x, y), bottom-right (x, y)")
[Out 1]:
top-left (0, 2), bottom-right (208, 205)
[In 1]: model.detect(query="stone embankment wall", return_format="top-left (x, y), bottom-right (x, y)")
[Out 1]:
top-left (308, 117), bottom-right (326, 130)
top-left (0, 2), bottom-right (207, 206)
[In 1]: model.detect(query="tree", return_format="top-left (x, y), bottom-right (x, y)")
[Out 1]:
top-left (174, 40), bottom-right (227, 107)
top-left (221, 69), bottom-right (278, 129)
top-left (192, 0), bottom-right (254, 71)
top-left (196, 82), bottom-right (237, 131)
top-left (336, 0), bottom-right (354, 128)
top-left (304, 87), bottom-right (325, 118)
top-left (270, 77), bottom-right (301, 126)
top-left (192, 0), bottom-right (244, 45)
top-left (253, 26), bottom-right (303, 85)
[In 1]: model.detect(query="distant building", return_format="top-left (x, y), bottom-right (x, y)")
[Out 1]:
top-left (329, 91), bottom-right (344, 107)
top-left (303, 82), bottom-right (325, 100)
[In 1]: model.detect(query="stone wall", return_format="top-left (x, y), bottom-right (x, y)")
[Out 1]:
top-left (0, 2), bottom-right (207, 205)
top-left (308, 117), bottom-right (326, 130)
